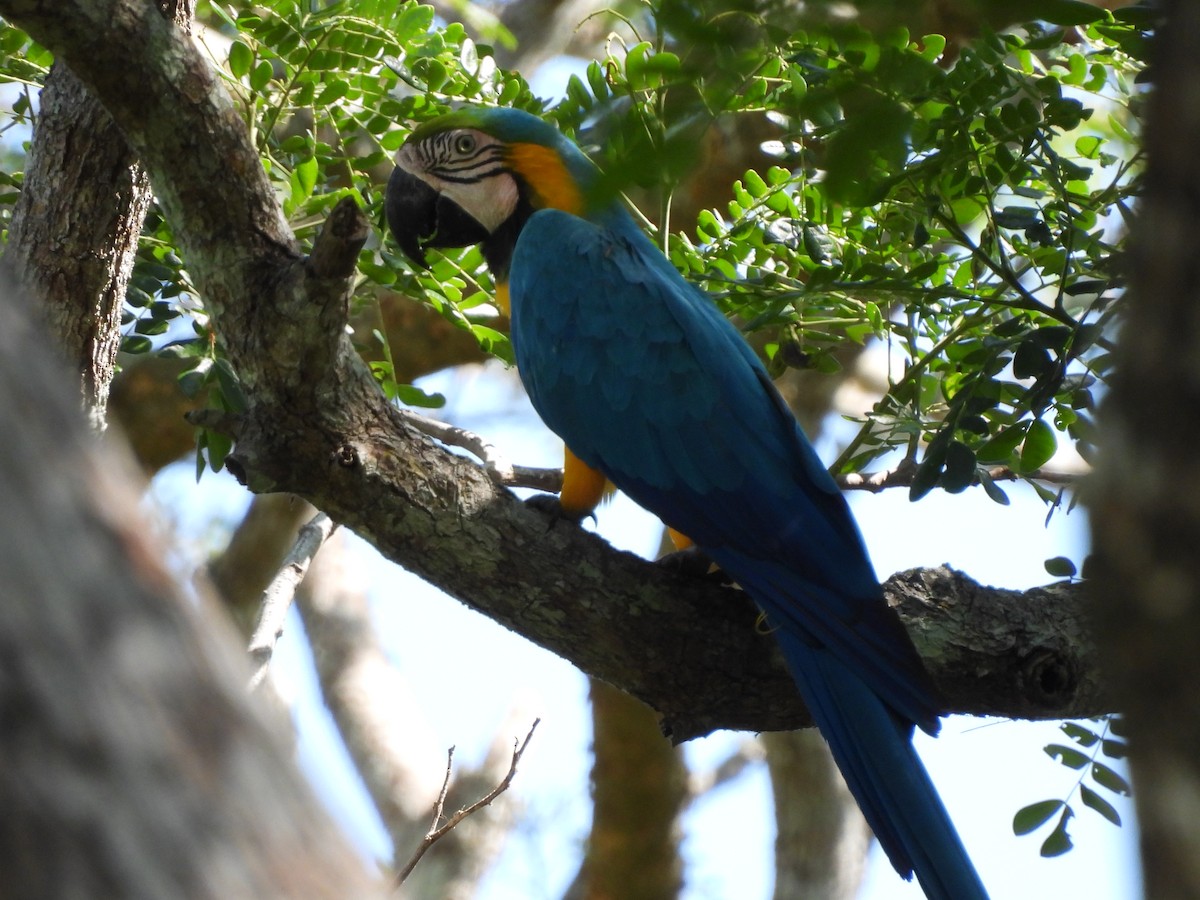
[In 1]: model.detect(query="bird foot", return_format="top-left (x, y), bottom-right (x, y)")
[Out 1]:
top-left (524, 493), bottom-right (595, 526)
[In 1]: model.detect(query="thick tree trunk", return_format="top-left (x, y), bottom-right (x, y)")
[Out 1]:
top-left (5, 60), bottom-right (152, 428)
top-left (1088, 4), bottom-right (1200, 896)
top-left (4, 1), bottom-right (191, 429)
top-left (0, 273), bottom-right (379, 898)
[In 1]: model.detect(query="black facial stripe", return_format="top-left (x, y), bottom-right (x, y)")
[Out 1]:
top-left (417, 132), bottom-right (507, 184)
top-left (433, 163), bottom-right (506, 185)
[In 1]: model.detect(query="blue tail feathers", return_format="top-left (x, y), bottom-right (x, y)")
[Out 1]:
top-left (772, 627), bottom-right (989, 900)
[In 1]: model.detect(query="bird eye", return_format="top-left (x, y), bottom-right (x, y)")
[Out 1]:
top-left (454, 133), bottom-right (476, 155)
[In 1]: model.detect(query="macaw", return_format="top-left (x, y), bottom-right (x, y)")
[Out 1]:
top-left (385, 105), bottom-right (988, 900)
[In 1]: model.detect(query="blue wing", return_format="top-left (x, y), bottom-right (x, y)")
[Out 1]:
top-left (508, 207), bottom-right (988, 900)
top-left (509, 207), bottom-right (936, 727)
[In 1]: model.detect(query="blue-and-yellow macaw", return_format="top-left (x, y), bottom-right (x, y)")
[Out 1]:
top-left (385, 105), bottom-right (988, 900)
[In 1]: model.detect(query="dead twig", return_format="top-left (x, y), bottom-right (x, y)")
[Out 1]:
top-left (403, 410), bottom-right (563, 492)
top-left (395, 718), bottom-right (541, 887)
top-left (837, 461), bottom-right (1084, 492)
top-left (408, 409), bottom-right (1084, 500)
top-left (246, 510), bottom-right (336, 690)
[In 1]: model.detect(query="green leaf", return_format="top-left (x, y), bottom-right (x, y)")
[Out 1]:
top-left (1061, 721), bottom-right (1098, 745)
top-left (250, 59), bottom-right (274, 92)
top-left (1035, 0), bottom-right (1108, 25)
top-left (1020, 418), bottom-right (1057, 472)
top-left (1092, 761), bottom-right (1132, 796)
top-left (1045, 743), bottom-right (1089, 770)
top-left (228, 40), bottom-right (253, 79)
top-left (1044, 556), bottom-right (1077, 578)
top-left (134, 318), bottom-right (170, 336)
top-left (1013, 799), bottom-right (1064, 835)
top-left (941, 440), bottom-right (976, 493)
top-left (744, 169), bottom-right (768, 199)
top-left (1080, 785), bottom-right (1121, 826)
top-left (213, 358), bottom-right (247, 413)
top-left (1040, 807), bottom-right (1075, 857)
top-left (1101, 739), bottom-right (1128, 760)
top-left (120, 335), bottom-right (153, 354)
top-left (204, 427), bottom-right (233, 474)
top-left (178, 368), bottom-right (208, 399)
top-left (978, 469), bottom-right (1011, 505)
top-left (919, 33), bottom-right (946, 62)
top-left (1075, 134), bottom-right (1102, 159)
top-left (977, 421), bottom-right (1028, 464)
top-left (994, 206), bottom-right (1040, 229)
top-left (1014, 341), bottom-right (1052, 379)
top-left (291, 155), bottom-right (318, 205)
top-left (910, 441), bottom-right (946, 502)
top-left (392, 383), bottom-right (446, 408)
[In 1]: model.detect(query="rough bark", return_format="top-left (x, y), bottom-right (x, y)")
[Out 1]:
top-left (0, 271), bottom-right (379, 897)
top-left (4, 60), bottom-right (152, 428)
top-left (3, 0), bottom-right (191, 430)
top-left (1087, 4), bottom-right (1200, 897)
top-left (0, 0), bottom-right (1109, 744)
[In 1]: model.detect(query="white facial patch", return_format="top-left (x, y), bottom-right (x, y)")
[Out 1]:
top-left (395, 129), bottom-right (520, 234)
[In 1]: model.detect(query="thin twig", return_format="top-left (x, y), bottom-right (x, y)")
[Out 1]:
top-left (403, 410), bottom-right (563, 492)
top-left (396, 718), bottom-right (541, 887)
top-left (406, 407), bottom-right (1082, 499)
top-left (246, 511), bottom-right (337, 690)
top-left (837, 462), bottom-right (1084, 493)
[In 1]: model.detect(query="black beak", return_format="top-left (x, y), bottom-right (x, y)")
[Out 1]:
top-left (385, 166), bottom-right (490, 270)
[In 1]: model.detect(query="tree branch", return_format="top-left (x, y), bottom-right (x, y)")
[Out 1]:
top-left (838, 459), bottom-right (1083, 493)
top-left (1, 0), bottom-right (1111, 744)
top-left (246, 510), bottom-right (336, 690)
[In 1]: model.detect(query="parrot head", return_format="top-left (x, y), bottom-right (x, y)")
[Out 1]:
top-left (385, 106), bottom-right (599, 276)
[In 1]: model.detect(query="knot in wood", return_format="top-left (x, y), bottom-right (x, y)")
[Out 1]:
top-left (1024, 646), bottom-right (1078, 710)
top-left (332, 443), bottom-right (358, 468)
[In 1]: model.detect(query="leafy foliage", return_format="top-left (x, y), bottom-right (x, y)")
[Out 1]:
top-left (0, 2), bottom-right (1152, 499)
top-left (1013, 716), bottom-right (1130, 856)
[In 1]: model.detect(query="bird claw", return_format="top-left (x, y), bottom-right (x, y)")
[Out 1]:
top-left (656, 546), bottom-right (732, 584)
top-left (524, 493), bottom-right (595, 526)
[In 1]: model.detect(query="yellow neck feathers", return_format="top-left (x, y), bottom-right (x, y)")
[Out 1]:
top-left (506, 143), bottom-right (583, 215)
top-left (493, 143), bottom-right (584, 317)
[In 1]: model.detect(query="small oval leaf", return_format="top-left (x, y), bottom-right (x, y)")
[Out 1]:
top-left (1044, 556), bottom-right (1077, 578)
top-left (1092, 762), bottom-right (1132, 796)
top-left (1080, 785), bottom-right (1121, 826)
top-left (1040, 808), bottom-right (1075, 857)
top-left (1020, 418), bottom-right (1058, 472)
top-left (1045, 743), bottom-right (1089, 770)
top-left (1013, 799), bottom-right (1064, 836)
